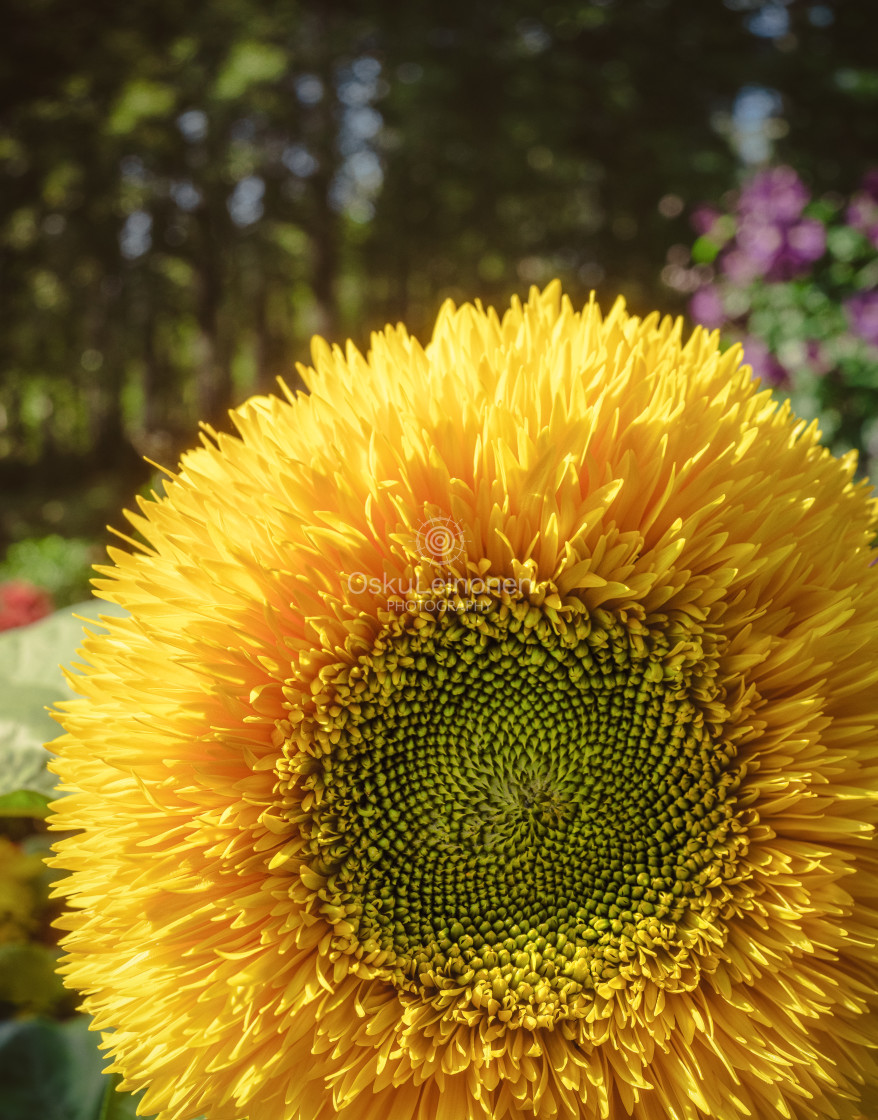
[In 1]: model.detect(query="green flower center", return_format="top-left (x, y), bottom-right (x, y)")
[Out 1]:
top-left (288, 596), bottom-right (744, 1027)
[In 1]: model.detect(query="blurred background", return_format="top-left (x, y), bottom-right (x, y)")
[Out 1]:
top-left (1, 3), bottom-right (877, 1111)
top-left (1, 0), bottom-right (877, 607)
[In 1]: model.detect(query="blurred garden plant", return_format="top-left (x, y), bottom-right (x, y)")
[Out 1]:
top-left (0, 536), bottom-right (96, 611)
top-left (688, 166), bottom-right (878, 475)
top-left (0, 599), bottom-right (137, 1120)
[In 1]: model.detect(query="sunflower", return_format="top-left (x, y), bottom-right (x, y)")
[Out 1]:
top-left (50, 283), bottom-right (878, 1120)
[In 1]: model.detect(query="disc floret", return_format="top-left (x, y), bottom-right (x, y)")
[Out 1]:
top-left (278, 587), bottom-right (747, 1030)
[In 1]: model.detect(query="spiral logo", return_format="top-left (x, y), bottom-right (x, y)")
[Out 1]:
top-left (415, 516), bottom-right (467, 565)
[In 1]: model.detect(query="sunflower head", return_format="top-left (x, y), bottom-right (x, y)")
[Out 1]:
top-left (50, 284), bottom-right (878, 1120)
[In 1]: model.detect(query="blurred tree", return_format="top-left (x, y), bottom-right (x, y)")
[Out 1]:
top-left (364, 0), bottom-right (759, 336)
top-left (0, 0), bottom-right (875, 547)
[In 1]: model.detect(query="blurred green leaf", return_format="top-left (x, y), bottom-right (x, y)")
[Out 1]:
top-left (842, 359), bottom-right (878, 389)
top-left (0, 790), bottom-right (51, 818)
top-left (691, 235), bottom-right (720, 264)
top-left (270, 221), bottom-right (309, 258)
top-left (214, 40), bottom-right (287, 100)
top-left (42, 162), bottom-right (82, 209)
top-left (855, 258), bottom-right (878, 290)
top-left (828, 260), bottom-right (856, 286)
top-left (827, 225), bottom-right (868, 263)
top-left (834, 67), bottom-right (878, 99)
top-left (0, 535), bottom-right (96, 606)
top-left (0, 943), bottom-right (67, 1016)
top-left (0, 601), bottom-right (128, 814)
top-left (0, 1016), bottom-right (105, 1120)
top-left (804, 198), bottom-right (840, 224)
top-left (0, 1017), bottom-right (162, 1120)
top-left (98, 1073), bottom-right (158, 1120)
top-left (108, 80), bottom-right (176, 135)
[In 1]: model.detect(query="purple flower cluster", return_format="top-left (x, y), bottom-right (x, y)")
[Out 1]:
top-left (846, 171), bottom-right (878, 250)
top-left (845, 290), bottom-right (878, 347)
top-left (722, 167), bottom-right (826, 283)
top-left (685, 166), bottom-right (878, 418)
top-left (739, 335), bottom-right (787, 387)
top-left (689, 284), bottom-right (724, 330)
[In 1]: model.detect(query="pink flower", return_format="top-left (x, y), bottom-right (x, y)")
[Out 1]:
top-left (846, 193), bottom-right (878, 250)
top-left (786, 218), bottom-right (826, 266)
top-left (740, 336), bottom-right (788, 387)
top-left (804, 340), bottom-right (832, 377)
top-left (844, 290), bottom-right (878, 348)
top-left (729, 215), bottom-right (825, 282)
top-left (689, 285), bottom-right (725, 329)
top-left (738, 166), bottom-right (809, 224)
top-left (722, 168), bottom-right (826, 282)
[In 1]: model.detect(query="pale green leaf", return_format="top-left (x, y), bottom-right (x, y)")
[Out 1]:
top-left (0, 600), bottom-right (127, 808)
top-left (0, 789), bottom-right (51, 818)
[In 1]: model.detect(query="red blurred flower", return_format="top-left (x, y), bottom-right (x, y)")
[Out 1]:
top-left (0, 580), bottom-right (53, 631)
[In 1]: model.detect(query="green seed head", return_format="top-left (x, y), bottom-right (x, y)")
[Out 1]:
top-left (284, 596), bottom-right (743, 1027)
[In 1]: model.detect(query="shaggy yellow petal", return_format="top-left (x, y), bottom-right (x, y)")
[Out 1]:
top-left (50, 283), bottom-right (878, 1119)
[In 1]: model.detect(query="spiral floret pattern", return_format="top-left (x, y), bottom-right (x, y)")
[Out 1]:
top-left (286, 598), bottom-right (744, 1031)
top-left (50, 284), bottom-right (878, 1120)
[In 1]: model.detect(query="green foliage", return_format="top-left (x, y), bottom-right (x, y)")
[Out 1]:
top-left (0, 599), bottom-right (154, 1118)
top-left (108, 81), bottom-right (177, 136)
top-left (826, 224), bottom-right (868, 263)
top-left (0, 1017), bottom-right (161, 1120)
top-left (0, 600), bottom-right (128, 814)
top-left (0, 828), bottom-right (75, 1017)
top-left (691, 235), bottom-right (721, 265)
top-left (98, 1075), bottom-right (161, 1120)
top-left (0, 536), bottom-right (96, 607)
top-left (0, 944), bottom-right (67, 1017)
top-left (0, 791), bottom-right (52, 820)
top-left (0, 1016), bottom-right (105, 1120)
top-left (214, 40), bottom-right (288, 100)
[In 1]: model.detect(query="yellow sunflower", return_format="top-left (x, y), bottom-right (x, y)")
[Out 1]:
top-left (50, 283), bottom-right (878, 1120)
